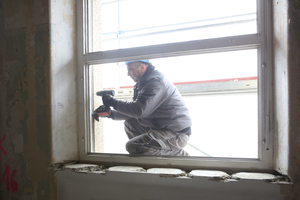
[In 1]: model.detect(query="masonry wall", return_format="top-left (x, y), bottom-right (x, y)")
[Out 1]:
top-left (0, 0), bottom-right (55, 199)
top-left (0, 0), bottom-right (77, 199)
top-left (0, 0), bottom-right (300, 199)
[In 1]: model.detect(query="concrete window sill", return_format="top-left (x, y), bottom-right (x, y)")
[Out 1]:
top-left (53, 163), bottom-right (291, 185)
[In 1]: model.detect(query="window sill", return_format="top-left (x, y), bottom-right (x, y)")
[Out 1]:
top-left (52, 163), bottom-right (291, 185)
top-left (53, 162), bottom-right (291, 200)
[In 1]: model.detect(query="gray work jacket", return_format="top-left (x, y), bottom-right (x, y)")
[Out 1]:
top-left (112, 65), bottom-right (192, 132)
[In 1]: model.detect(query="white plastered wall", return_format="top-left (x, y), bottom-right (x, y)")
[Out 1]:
top-left (50, 0), bottom-right (78, 162)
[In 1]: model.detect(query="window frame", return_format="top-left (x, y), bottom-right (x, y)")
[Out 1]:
top-left (76, 0), bottom-right (274, 171)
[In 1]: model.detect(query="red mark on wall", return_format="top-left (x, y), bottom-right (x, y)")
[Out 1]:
top-left (0, 134), bottom-right (18, 193)
top-left (1, 166), bottom-right (18, 193)
top-left (0, 134), bottom-right (7, 158)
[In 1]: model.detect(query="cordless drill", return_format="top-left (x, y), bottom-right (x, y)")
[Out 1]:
top-left (92, 90), bottom-right (115, 121)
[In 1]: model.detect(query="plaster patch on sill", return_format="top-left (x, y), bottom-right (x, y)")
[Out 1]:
top-left (232, 172), bottom-right (292, 185)
top-left (189, 170), bottom-right (235, 182)
top-left (49, 161), bottom-right (77, 171)
top-left (147, 168), bottom-right (186, 178)
top-left (189, 170), bottom-right (229, 178)
top-left (232, 172), bottom-right (276, 180)
top-left (265, 175), bottom-right (293, 185)
top-left (109, 166), bottom-right (146, 173)
top-left (64, 164), bottom-right (107, 174)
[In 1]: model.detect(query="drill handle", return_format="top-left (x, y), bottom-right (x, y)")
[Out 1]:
top-left (96, 90), bottom-right (115, 97)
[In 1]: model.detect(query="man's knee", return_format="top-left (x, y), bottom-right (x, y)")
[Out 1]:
top-left (125, 140), bottom-right (136, 154)
top-left (126, 134), bottom-right (159, 155)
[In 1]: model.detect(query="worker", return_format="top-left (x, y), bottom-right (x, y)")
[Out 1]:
top-left (102, 60), bottom-right (192, 156)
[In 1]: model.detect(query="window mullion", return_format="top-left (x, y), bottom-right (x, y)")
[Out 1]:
top-left (257, 0), bottom-right (273, 167)
top-left (84, 34), bottom-right (261, 65)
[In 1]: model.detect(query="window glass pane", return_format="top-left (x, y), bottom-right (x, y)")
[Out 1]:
top-left (184, 93), bottom-right (258, 158)
top-left (92, 49), bottom-right (258, 158)
top-left (92, 0), bottom-right (257, 52)
top-left (96, 49), bottom-right (257, 88)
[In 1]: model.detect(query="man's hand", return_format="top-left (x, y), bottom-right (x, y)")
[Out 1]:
top-left (102, 94), bottom-right (118, 109)
top-left (92, 105), bottom-right (115, 121)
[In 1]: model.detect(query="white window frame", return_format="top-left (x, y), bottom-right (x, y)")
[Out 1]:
top-left (76, 0), bottom-right (273, 171)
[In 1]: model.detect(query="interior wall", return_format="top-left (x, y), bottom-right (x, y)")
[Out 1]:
top-left (0, 0), bottom-right (300, 199)
top-left (0, 0), bottom-right (55, 199)
top-left (286, 0), bottom-right (300, 198)
top-left (273, 0), bottom-right (289, 176)
top-left (55, 169), bottom-right (285, 200)
top-left (49, 0), bottom-right (78, 163)
top-left (273, 0), bottom-right (300, 198)
top-left (0, 0), bottom-right (77, 199)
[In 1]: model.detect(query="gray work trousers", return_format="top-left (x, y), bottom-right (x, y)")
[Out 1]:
top-left (124, 119), bottom-right (190, 156)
